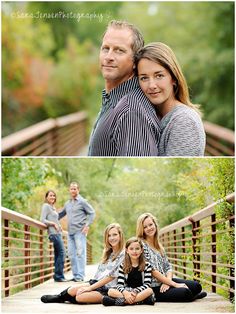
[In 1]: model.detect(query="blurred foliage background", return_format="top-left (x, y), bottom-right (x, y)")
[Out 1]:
top-left (2, 1), bottom-right (234, 137)
top-left (2, 157), bottom-right (234, 262)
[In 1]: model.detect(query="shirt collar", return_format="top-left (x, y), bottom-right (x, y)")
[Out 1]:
top-left (71, 195), bottom-right (79, 201)
top-left (102, 76), bottom-right (139, 108)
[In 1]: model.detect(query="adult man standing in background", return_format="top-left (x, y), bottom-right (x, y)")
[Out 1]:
top-left (59, 182), bottom-right (95, 282)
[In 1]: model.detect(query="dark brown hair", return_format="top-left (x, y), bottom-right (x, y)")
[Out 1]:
top-left (45, 190), bottom-right (56, 204)
top-left (123, 237), bottom-right (146, 274)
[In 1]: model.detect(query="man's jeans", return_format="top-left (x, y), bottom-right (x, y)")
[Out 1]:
top-left (68, 231), bottom-right (86, 280)
top-left (49, 234), bottom-right (65, 280)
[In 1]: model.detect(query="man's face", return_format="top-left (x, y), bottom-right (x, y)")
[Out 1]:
top-left (99, 27), bottom-right (134, 90)
top-left (69, 184), bottom-right (79, 198)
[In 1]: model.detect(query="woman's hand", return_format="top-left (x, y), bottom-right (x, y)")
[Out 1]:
top-left (53, 223), bottom-right (60, 232)
top-left (174, 283), bottom-right (189, 289)
top-left (76, 286), bottom-right (91, 296)
top-left (160, 283), bottom-right (170, 293)
top-left (123, 290), bottom-right (136, 304)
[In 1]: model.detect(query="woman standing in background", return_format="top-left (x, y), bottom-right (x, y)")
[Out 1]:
top-left (41, 190), bottom-right (66, 282)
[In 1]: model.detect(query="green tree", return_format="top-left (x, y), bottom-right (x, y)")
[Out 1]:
top-left (2, 158), bottom-right (54, 218)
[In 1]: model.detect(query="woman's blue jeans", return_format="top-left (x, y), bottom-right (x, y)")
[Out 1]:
top-left (49, 234), bottom-right (65, 280)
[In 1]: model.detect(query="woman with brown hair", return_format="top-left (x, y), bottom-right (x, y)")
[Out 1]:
top-left (136, 213), bottom-right (207, 302)
top-left (41, 223), bottom-right (125, 304)
top-left (40, 190), bottom-right (66, 282)
top-left (136, 42), bottom-right (206, 156)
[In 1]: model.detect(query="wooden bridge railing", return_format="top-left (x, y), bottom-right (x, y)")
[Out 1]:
top-left (1, 111), bottom-right (88, 156)
top-left (1, 207), bottom-right (93, 298)
top-left (160, 193), bottom-right (235, 302)
top-left (203, 121), bottom-right (234, 156)
top-left (1, 112), bottom-right (234, 156)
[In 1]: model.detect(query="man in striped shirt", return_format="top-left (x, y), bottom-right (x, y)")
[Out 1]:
top-left (88, 20), bottom-right (160, 156)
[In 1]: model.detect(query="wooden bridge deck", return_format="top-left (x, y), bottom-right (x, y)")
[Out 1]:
top-left (2, 265), bottom-right (234, 314)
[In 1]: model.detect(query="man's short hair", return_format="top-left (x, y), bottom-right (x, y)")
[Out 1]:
top-left (104, 20), bottom-right (144, 56)
top-left (70, 181), bottom-right (80, 189)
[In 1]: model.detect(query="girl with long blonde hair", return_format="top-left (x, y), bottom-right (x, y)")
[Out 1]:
top-left (41, 223), bottom-right (125, 304)
top-left (136, 213), bottom-right (207, 302)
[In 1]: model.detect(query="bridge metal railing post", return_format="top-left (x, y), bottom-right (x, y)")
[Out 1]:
top-left (211, 213), bottom-right (217, 293)
top-left (190, 219), bottom-right (201, 281)
top-left (229, 215), bottom-right (235, 302)
top-left (3, 219), bottom-right (9, 297)
top-left (24, 225), bottom-right (31, 289)
top-left (181, 226), bottom-right (187, 279)
top-left (39, 229), bottom-right (44, 284)
top-left (173, 229), bottom-right (177, 274)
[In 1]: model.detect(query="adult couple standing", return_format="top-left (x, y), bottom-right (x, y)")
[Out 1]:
top-left (88, 20), bottom-right (206, 157)
top-left (40, 182), bottom-right (95, 282)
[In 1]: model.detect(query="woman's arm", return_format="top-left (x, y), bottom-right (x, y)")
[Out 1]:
top-left (159, 271), bottom-right (172, 293)
top-left (152, 270), bottom-right (188, 289)
top-left (163, 113), bottom-right (205, 156)
top-left (76, 276), bottom-right (114, 295)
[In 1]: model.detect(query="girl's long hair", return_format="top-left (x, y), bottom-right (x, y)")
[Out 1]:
top-left (136, 213), bottom-right (164, 256)
top-left (123, 237), bottom-right (146, 274)
top-left (101, 223), bottom-right (125, 263)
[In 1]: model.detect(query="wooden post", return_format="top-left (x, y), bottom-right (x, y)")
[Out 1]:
top-left (211, 214), bottom-right (217, 293)
top-left (4, 219), bottom-right (9, 297)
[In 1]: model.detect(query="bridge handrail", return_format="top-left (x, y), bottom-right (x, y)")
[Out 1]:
top-left (160, 193), bottom-right (235, 302)
top-left (203, 121), bottom-right (235, 156)
top-left (1, 113), bottom-right (235, 156)
top-left (160, 193), bottom-right (235, 234)
top-left (203, 121), bottom-right (235, 144)
top-left (2, 207), bottom-right (47, 230)
top-left (1, 206), bottom-right (93, 297)
top-left (1, 111), bottom-right (88, 156)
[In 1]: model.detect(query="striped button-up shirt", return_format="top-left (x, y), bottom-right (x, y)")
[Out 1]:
top-left (88, 77), bottom-right (160, 156)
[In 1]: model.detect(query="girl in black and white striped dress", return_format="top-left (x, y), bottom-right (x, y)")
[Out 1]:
top-left (102, 237), bottom-right (155, 306)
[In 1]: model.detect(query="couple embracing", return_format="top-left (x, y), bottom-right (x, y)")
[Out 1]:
top-left (88, 20), bottom-right (206, 157)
